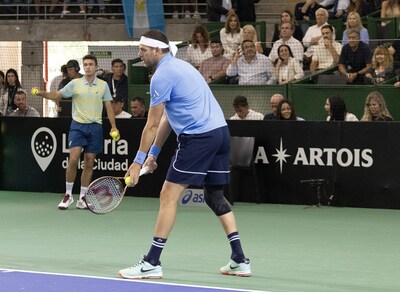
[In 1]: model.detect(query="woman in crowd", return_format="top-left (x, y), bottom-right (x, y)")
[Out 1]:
top-left (361, 91), bottom-right (393, 121)
top-left (276, 99), bottom-right (305, 121)
top-left (343, 0), bottom-right (374, 19)
top-left (272, 10), bottom-right (304, 43)
top-left (324, 95), bottom-right (358, 121)
top-left (365, 45), bottom-right (394, 84)
top-left (342, 11), bottom-right (369, 45)
top-left (219, 13), bottom-right (242, 60)
top-left (0, 68), bottom-right (24, 116)
top-left (272, 45), bottom-right (304, 85)
top-left (381, 0), bottom-right (400, 25)
top-left (186, 25), bottom-right (213, 69)
top-left (240, 24), bottom-right (264, 54)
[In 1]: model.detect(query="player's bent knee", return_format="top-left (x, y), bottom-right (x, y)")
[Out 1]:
top-left (204, 185), bottom-right (231, 216)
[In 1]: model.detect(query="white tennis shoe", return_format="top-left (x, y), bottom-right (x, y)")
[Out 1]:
top-left (58, 194), bottom-right (73, 210)
top-left (220, 258), bottom-right (251, 277)
top-left (76, 199), bottom-right (88, 209)
top-left (119, 256), bottom-right (163, 279)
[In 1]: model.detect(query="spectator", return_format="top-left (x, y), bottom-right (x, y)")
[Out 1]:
top-left (272, 10), bottom-right (304, 43)
top-left (276, 99), bottom-right (305, 121)
top-left (365, 46), bottom-right (394, 84)
top-left (241, 24), bottom-right (264, 54)
top-left (219, 13), bottom-right (242, 60)
top-left (226, 40), bottom-right (274, 85)
top-left (230, 95), bottom-right (264, 120)
top-left (87, 0), bottom-right (106, 19)
top-left (319, 0), bottom-right (350, 19)
top-left (269, 22), bottom-right (305, 64)
top-left (206, 0), bottom-right (237, 22)
top-left (272, 45), bottom-right (304, 84)
top-left (236, 0), bottom-right (259, 22)
top-left (0, 68), bottom-right (23, 116)
top-left (112, 97), bottom-right (131, 119)
top-left (381, 0), bottom-right (400, 26)
top-left (199, 39), bottom-right (230, 83)
top-left (295, 0), bottom-right (323, 21)
top-left (338, 28), bottom-right (372, 84)
top-left (264, 93), bottom-right (284, 120)
top-left (302, 8), bottom-right (334, 59)
top-left (342, 12), bottom-right (369, 46)
top-left (58, 60), bottom-right (83, 118)
top-left (361, 91), bottom-right (393, 121)
top-left (33, 0), bottom-right (58, 18)
top-left (130, 96), bottom-right (148, 118)
top-left (0, 71), bottom-right (5, 94)
top-left (343, 0), bottom-right (374, 20)
top-left (186, 25), bottom-right (213, 69)
top-left (104, 58), bottom-right (128, 111)
top-left (9, 91), bottom-right (40, 117)
top-left (324, 95), bottom-right (358, 121)
top-left (310, 24), bottom-right (342, 72)
top-left (61, 0), bottom-right (86, 17)
top-left (50, 65), bottom-right (68, 92)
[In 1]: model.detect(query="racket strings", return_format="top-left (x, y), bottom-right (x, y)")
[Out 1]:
top-left (85, 177), bottom-right (124, 214)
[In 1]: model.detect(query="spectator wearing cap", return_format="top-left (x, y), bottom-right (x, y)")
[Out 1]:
top-left (103, 58), bottom-right (128, 112)
top-left (57, 60), bottom-right (83, 118)
top-left (199, 39), bottom-right (230, 83)
top-left (112, 96), bottom-right (131, 119)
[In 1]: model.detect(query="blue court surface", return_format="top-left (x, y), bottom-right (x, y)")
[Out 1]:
top-left (0, 269), bottom-right (266, 292)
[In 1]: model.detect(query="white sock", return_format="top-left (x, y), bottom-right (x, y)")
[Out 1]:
top-left (66, 182), bottom-right (74, 196)
top-left (80, 187), bottom-right (88, 200)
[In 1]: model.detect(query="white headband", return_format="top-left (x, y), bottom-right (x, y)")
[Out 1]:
top-left (139, 36), bottom-right (178, 57)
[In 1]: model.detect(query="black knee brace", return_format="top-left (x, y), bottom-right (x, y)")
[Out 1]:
top-left (204, 185), bottom-right (232, 216)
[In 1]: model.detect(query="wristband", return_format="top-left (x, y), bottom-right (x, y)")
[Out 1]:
top-left (133, 151), bottom-right (147, 165)
top-left (148, 145), bottom-right (161, 159)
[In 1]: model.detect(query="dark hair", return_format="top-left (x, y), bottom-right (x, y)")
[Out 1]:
top-left (0, 70), bottom-right (4, 82)
top-left (61, 65), bottom-right (68, 75)
top-left (191, 25), bottom-right (210, 49)
top-left (5, 68), bottom-right (22, 89)
top-left (321, 24), bottom-right (334, 33)
top-left (277, 99), bottom-right (297, 120)
top-left (241, 39), bottom-right (255, 49)
top-left (277, 44), bottom-right (294, 58)
top-left (66, 60), bottom-right (80, 72)
top-left (111, 58), bottom-right (124, 66)
top-left (141, 30), bottom-right (170, 53)
top-left (83, 54), bottom-right (98, 66)
top-left (224, 13), bottom-right (241, 34)
top-left (131, 96), bottom-right (145, 106)
top-left (328, 95), bottom-right (347, 121)
top-left (233, 95), bottom-right (248, 108)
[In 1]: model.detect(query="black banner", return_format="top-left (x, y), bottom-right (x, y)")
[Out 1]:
top-left (1, 118), bottom-right (400, 209)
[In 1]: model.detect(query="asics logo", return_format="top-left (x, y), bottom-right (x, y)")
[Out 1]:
top-left (140, 267), bottom-right (156, 273)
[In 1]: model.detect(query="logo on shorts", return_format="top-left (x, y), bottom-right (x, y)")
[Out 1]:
top-left (31, 127), bottom-right (57, 172)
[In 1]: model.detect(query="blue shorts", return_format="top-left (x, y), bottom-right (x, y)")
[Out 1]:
top-left (166, 126), bottom-right (230, 186)
top-left (68, 120), bottom-right (103, 154)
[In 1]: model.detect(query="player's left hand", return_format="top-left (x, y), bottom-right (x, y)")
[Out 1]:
top-left (143, 156), bottom-right (158, 173)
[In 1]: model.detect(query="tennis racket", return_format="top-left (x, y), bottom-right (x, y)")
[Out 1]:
top-left (84, 167), bottom-right (149, 215)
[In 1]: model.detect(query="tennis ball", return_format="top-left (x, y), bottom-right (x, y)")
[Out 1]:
top-left (110, 131), bottom-right (119, 141)
top-left (31, 87), bottom-right (39, 95)
top-left (125, 176), bottom-right (130, 185)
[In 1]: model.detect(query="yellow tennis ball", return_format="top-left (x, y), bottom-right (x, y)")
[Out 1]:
top-left (125, 176), bottom-right (130, 185)
top-left (31, 87), bottom-right (39, 95)
top-left (110, 131), bottom-right (119, 141)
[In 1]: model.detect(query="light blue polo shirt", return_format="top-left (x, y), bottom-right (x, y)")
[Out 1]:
top-left (60, 76), bottom-right (112, 124)
top-left (150, 53), bottom-right (227, 135)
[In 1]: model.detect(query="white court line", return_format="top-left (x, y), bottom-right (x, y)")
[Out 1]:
top-left (0, 268), bottom-right (270, 292)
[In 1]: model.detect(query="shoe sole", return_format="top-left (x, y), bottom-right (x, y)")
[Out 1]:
top-left (118, 272), bottom-right (163, 279)
top-left (220, 270), bottom-right (251, 277)
top-left (58, 206), bottom-right (68, 210)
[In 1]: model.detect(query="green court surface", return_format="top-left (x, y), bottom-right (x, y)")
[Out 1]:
top-left (1, 191), bottom-right (400, 292)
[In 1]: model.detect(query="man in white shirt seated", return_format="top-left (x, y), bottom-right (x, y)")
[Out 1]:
top-left (112, 97), bottom-right (132, 119)
top-left (269, 22), bottom-right (304, 64)
top-left (310, 24), bottom-right (342, 72)
top-left (230, 95), bottom-right (264, 120)
top-left (302, 8), bottom-right (335, 59)
top-left (226, 40), bottom-right (274, 85)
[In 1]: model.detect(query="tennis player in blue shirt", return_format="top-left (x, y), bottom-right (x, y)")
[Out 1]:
top-left (118, 30), bottom-right (251, 279)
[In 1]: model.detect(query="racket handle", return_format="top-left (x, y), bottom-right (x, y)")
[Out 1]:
top-left (139, 167), bottom-right (149, 176)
